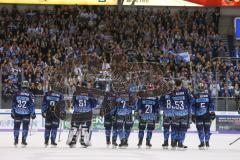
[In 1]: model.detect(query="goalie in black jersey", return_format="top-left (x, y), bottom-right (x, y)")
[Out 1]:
top-left (66, 83), bottom-right (99, 148)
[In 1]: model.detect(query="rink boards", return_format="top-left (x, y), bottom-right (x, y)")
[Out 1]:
top-left (0, 109), bottom-right (239, 133)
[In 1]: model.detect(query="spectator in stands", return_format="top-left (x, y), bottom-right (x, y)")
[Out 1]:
top-left (209, 80), bottom-right (220, 97)
top-left (0, 6), bottom-right (228, 97)
top-left (234, 45), bottom-right (240, 58)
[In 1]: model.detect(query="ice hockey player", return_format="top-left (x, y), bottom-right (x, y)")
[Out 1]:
top-left (170, 79), bottom-right (192, 150)
top-left (136, 91), bottom-right (160, 149)
top-left (11, 81), bottom-right (36, 147)
top-left (100, 91), bottom-right (118, 148)
top-left (192, 83), bottom-right (215, 149)
top-left (112, 93), bottom-right (134, 148)
top-left (160, 91), bottom-right (174, 149)
top-left (41, 84), bottom-right (64, 147)
top-left (66, 82), bottom-right (98, 148)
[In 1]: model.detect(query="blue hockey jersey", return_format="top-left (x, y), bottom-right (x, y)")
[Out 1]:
top-left (11, 90), bottom-right (35, 115)
top-left (159, 93), bottom-right (174, 117)
top-left (170, 87), bottom-right (192, 117)
top-left (72, 94), bottom-right (98, 113)
top-left (137, 97), bottom-right (159, 121)
top-left (192, 93), bottom-right (215, 116)
top-left (113, 94), bottom-right (133, 116)
top-left (41, 91), bottom-right (64, 113)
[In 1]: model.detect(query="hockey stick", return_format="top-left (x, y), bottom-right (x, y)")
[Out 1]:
top-left (29, 119), bottom-right (34, 136)
top-left (58, 120), bottom-right (63, 142)
top-left (229, 137), bottom-right (240, 145)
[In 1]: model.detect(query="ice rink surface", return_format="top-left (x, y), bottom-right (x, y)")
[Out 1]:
top-left (0, 132), bottom-right (239, 160)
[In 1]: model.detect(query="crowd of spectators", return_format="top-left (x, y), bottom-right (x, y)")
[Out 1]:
top-left (0, 5), bottom-right (239, 99)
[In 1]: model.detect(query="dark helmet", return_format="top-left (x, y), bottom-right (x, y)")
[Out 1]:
top-left (175, 79), bottom-right (182, 87)
top-left (49, 83), bottom-right (62, 93)
top-left (21, 81), bottom-right (29, 89)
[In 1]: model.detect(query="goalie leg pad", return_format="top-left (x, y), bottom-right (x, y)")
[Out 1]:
top-left (66, 122), bottom-right (80, 145)
top-left (80, 121), bottom-right (92, 146)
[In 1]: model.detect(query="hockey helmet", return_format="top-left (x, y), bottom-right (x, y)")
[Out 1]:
top-left (21, 81), bottom-right (29, 89)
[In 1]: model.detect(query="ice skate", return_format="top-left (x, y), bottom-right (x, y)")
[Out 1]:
top-left (146, 140), bottom-right (152, 149)
top-left (21, 139), bottom-right (27, 148)
top-left (112, 140), bottom-right (118, 149)
top-left (178, 142), bottom-right (187, 151)
top-left (171, 140), bottom-right (177, 150)
top-left (14, 139), bottom-right (18, 147)
top-left (119, 139), bottom-right (127, 149)
top-left (198, 142), bottom-right (205, 150)
top-left (51, 141), bottom-right (57, 148)
top-left (162, 140), bottom-right (169, 149)
top-left (106, 140), bottom-right (111, 148)
top-left (205, 142), bottom-right (210, 149)
top-left (137, 138), bottom-right (143, 149)
top-left (44, 140), bottom-right (49, 148)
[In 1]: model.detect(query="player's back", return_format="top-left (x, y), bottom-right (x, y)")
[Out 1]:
top-left (45, 91), bottom-right (62, 106)
top-left (73, 95), bottom-right (96, 113)
top-left (12, 90), bottom-right (34, 115)
top-left (170, 87), bottom-right (191, 117)
top-left (115, 94), bottom-right (133, 116)
top-left (138, 97), bottom-right (159, 120)
top-left (193, 93), bottom-right (213, 116)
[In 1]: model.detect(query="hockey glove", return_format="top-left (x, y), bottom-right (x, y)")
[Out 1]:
top-left (210, 112), bottom-right (216, 120)
top-left (31, 113), bottom-right (36, 119)
top-left (11, 112), bottom-right (15, 119)
top-left (191, 115), bottom-right (196, 124)
top-left (42, 112), bottom-right (46, 118)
